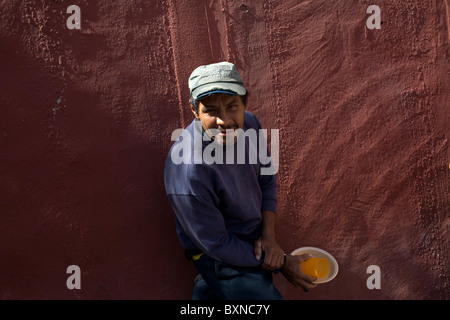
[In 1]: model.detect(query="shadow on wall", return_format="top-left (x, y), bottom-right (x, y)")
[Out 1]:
top-left (0, 15), bottom-right (196, 300)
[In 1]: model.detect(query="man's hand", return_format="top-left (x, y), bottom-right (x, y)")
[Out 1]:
top-left (255, 211), bottom-right (285, 270)
top-left (281, 254), bottom-right (317, 292)
top-left (254, 236), bottom-right (285, 271)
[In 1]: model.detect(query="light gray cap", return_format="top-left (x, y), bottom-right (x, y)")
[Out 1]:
top-left (188, 62), bottom-right (247, 100)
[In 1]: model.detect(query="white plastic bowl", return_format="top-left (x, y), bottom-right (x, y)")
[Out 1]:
top-left (291, 246), bottom-right (339, 284)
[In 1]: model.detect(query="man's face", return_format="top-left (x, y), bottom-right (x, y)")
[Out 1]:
top-left (192, 93), bottom-right (246, 144)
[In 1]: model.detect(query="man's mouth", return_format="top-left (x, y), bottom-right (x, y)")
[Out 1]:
top-left (205, 127), bottom-right (241, 145)
top-left (218, 127), bottom-right (238, 135)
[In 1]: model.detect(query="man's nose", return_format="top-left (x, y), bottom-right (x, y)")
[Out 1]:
top-left (216, 110), bottom-right (232, 127)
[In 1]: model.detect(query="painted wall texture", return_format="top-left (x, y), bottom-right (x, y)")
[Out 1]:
top-left (0, 0), bottom-right (449, 299)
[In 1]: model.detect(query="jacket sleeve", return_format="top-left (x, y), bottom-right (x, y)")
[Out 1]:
top-left (251, 114), bottom-right (278, 213)
top-left (167, 192), bottom-right (262, 267)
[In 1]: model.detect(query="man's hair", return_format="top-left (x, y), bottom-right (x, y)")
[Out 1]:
top-left (191, 92), bottom-right (249, 114)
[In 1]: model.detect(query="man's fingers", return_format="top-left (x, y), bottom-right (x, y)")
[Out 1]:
top-left (295, 278), bottom-right (317, 291)
top-left (261, 250), bottom-right (274, 270)
top-left (272, 253), bottom-right (283, 269)
top-left (261, 250), bottom-right (284, 270)
top-left (301, 273), bottom-right (317, 283)
top-left (298, 253), bottom-right (312, 262)
top-left (296, 254), bottom-right (317, 282)
top-left (254, 239), bottom-right (262, 261)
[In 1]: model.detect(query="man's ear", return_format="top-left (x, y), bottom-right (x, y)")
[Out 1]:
top-left (240, 95), bottom-right (247, 110)
top-left (190, 101), bottom-right (199, 118)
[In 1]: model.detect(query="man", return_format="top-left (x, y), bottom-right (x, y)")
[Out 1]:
top-left (164, 62), bottom-right (316, 300)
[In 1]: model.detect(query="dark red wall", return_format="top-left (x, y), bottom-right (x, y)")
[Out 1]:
top-left (0, 0), bottom-right (448, 299)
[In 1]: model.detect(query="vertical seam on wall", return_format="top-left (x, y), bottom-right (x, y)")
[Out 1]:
top-left (167, 0), bottom-right (185, 129)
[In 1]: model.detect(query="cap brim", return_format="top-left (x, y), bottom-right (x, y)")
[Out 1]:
top-left (192, 82), bottom-right (246, 100)
top-left (197, 90), bottom-right (238, 99)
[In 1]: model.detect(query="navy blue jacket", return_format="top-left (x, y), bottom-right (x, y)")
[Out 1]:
top-left (164, 111), bottom-right (277, 267)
